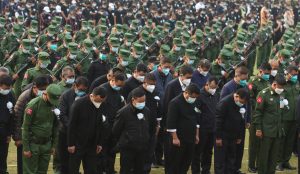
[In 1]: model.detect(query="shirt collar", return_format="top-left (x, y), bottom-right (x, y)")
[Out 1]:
top-left (178, 78), bottom-right (186, 91)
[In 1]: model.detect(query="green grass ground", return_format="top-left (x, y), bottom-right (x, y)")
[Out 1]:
top-left (6, 132), bottom-right (298, 174)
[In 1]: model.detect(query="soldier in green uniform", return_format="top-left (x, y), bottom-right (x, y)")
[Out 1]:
top-left (57, 25), bottom-right (72, 47)
top-left (107, 37), bottom-right (120, 66)
top-left (175, 49), bottom-right (197, 73)
top-left (94, 25), bottom-right (107, 48)
top-left (277, 49), bottom-right (292, 75)
top-left (5, 39), bottom-right (36, 97)
top-left (277, 65), bottom-right (299, 171)
top-left (1, 25), bottom-right (23, 64)
top-left (22, 84), bottom-right (62, 174)
top-left (127, 43), bottom-right (144, 72)
top-left (245, 24), bottom-right (258, 76)
top-left (21, 52), bottom-right (53, 90)
top-left (256, 26), bottom-right (270, 67)
top-left (30, 20), bottom-right (39, 31)
top-left (76, 39), bottom-right (95, 76)
top-left (222, 20), bottom-right (235, 44)
top-left (120, 33), bottom-right (134, 50)
top-left (0, 17), bottom-right (7, 39)
top-left (253, 74), bottom-right (287, 174)
top-left (57, 34), bottom-right (73, 58)
top-left (74, 21), bottom-right (89, 43)
top-left (157, 44), bottom-right (170, 61)
top-left (53, 42), bottom-right (79, 78)
top-left (116, 49), bottom-right (131, 74)
top-left (38, 25), bottom-right (58, 50)
top-left (247, 63), bottom-right (272, 173)
top-left (56, 66), bottom-right (75, 93)
top-left (170, 38), bottom-right (184, 63)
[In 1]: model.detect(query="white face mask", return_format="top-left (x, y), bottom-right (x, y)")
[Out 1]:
top-left (271, 70), bottom-right (278, 77)
top-left (275, 88), bottom-right (284, 95)
top-left (199, 68), bottom-right (208, 76)
top-left (0, 88), bottom-right (11, 95)
top-left (66, 78), bottom-right (75, 84)
top-left (91, 100), bottom-right (101, 108)
top-left (135, 75), bottom-right (145, 82)
top-left (208, 88), bottom-right (216, 95)
top-left (186, 97), bottom-right (196, 104)
top-left (145, 85), bottom-right (155, 93)
top-left (70, 54), bottom-right (77, 59)
top-left (182, 78), bottom-right (191, 86)
top-left (40, 63), bottom-right (49, 69)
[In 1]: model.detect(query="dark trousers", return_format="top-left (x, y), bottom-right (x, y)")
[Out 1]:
top-left (169, 140), bottom-right (195, 174)
top-left (69, 146), bottom-right (97, 174)
top-left (0, 140), bottom-right (8, 174)
top-left (298, 133), bottom-right (300, 174)
top-left (191, 131), bottom-right (214, 174)
top-left (144, 135), bottom-right (157, 174)
top-left (154, 129), bottom-right (164, 164)
top-left (58, 131), bottom-right (70, 174)
top-left (163, 132), bottom-right (171, 174)
top-left (17, 145), bottom-right (23, 174)
top-left (120, 148), bottom-right (146, 174)
top-left (214, 138), bottom-right (237, 174)
top-left (104, 134), bottom-right (117, 174)
top-left (248, 125), bottom-right (260, 169)
top-left (278, 121), bottom-right (297, 164)
top-left (235, 128), bottom-right (245, 171)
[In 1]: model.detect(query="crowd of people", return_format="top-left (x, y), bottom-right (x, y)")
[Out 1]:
top-left (0, 0), bottom-right (300, 174)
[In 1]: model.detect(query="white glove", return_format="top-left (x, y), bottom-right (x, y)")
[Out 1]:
top-left (53, 108), bottom-right (61, 116)
top-left (137, 113), bottom-right (144, 120)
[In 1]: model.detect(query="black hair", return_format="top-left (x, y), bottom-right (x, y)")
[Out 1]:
top-left (92, 86), bottom-right (107, 97)
top-left (160, 56), bottom-right (172, 64)
top-left (235, 88), bottom-right (250, 101)
top-left (185, 84), bottom-right (200, 95)
top-left (75, 76), bottom-right (89, 87)
top-left (136, 63), bottom-right (148, 73)
top-left (113, 72), bottom-right (126, 81)
top-left (207, 76), bottom-right (218, 84)
top-left (274, 74), bottom-right (287, 86)
top-left (0, 74), bottom-right (13, 86)
top-left (33, 75), bottom-right (51, 88)
top-left (286, 65), bottom-right (299, 74)
top-left (144, 73), bottom-right (156, 82)
top-left (235, 66), bottom-right (249, 76)
top-left (259, 63), bottom-right (272, 71)
top-left (199, 59), bottom-right (211, 69)
top-left (131, 87), bottom-right (146, 99)
top-left (180, 65), bottom-right (194, 76)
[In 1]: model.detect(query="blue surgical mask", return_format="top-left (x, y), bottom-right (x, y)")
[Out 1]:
top-left (99, 53), bottom-right (107, 61)
top-left (261, 74), bottom-right (270, 81)
top-left (134, 102), bottom-right (146, 110)
top-left (112, 85), bottom-right (121, 91)
top-left (235, 101), bottom-right (244, 107)
top-left (66, 78), bottom-right (75, 84)
top-left (37, 90), bottom-right (45, 96)
top-left (111, 47), bottom-right (118, 53)
top-left (40, 63), bottom-right (49, 69)
top-left (75, 90), bottom-right (86, 97)
top-left (186, 97), bottom-right (196, 104)
top-left (162, 68), bottom-right (170, 76)
top-left (121, 61), bottom-right (129, 67)
top-left (50, 44), bottom-right (57, 51)
top-left (0, 89), bottom-right (11, 95)
top-left (239, 79), bottom-right (247, 87)
top-left (188, 60), bottom-right (194, 65)
top-left (290, 75), bottom-right (298, 83)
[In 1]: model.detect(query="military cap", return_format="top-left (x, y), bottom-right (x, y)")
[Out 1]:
top-left (119, 49), bottom-right (131, 60)
top-left (64, 24), bottom-right (72, 32)
top-left (116, 24), bottom-right (123, 31)
top-left (123, 24), bottom-right (129, 33)
top-left (64, 34), bottom-right (73, 43)
top-left (46, 84), bottom-right (62, 106)
top-left (204, 26), bottom-right (211, 34)
top-left (89, 29), bottom-right (97, 38)
top-left (31, 20), bottom-right (38, 29)
top-left (68, 42), bottom-right (78, 54)
top-left (220, 49), bottom-right (234, 58)
top-left (96, 25), bottom-right (107, 33)
top-left (131, 20), bottom-right (139, 28)
top-left (182, 32), bottom-right (191, 41)
top-left (223, 44), bottom-right (234, 51)
top-left (173, 38), bottom-right (182, 46)
top-left (156, 25), bottom-right (164, 32)
top-left (48, 25), bottom-right (57, 35)
top-left (185, 49), bottom-right (196, 60)
top-left (17, 16), bottom-right (24, 21)
top-left (22, 39), bottom-right (32, 50)
top-left (147, 19), bottom-right (153, 25)
top-left (124, 33), bottom-right (134, 42)
top-left (13, 24), bottom-right (22, 33)
top-left (280, 49), bottom-right (292, 59)
top-left (133, 43), bottom-right (144, 55)
top-left (100, 18), bottom-right (106, 24)
top-left (83, 39), bottom-right (94, 51)
top-left (160, 44), bottom-right (170, 55)
top-left (248, 25), bottom-right (256, 32)
top-left (141, 30), bottom-right (150, 40)
top-left (28, 29), bottom-right (38, 37)
top-left (286, 39), bottom-right (295, 46)
top-left (236, 40), bottom-right (246, 51)
top-left (195, 29), bottom-right (203, 35)
top-left (38, 52), bottom-right (50, 64)
top-left (110, 37), bottom-right (120, 47)
top-left (81, 21), bottom-right (88, 30)
top-left (284, 43), bottom-right (294, 51)
top-left (88, 20), bottom-right (94, 28)
top-left (164, 22), bottom-right (171, 28)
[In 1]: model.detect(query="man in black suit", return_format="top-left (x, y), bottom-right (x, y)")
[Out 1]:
top-left (121, 63), bottom-right (148, 100)
top-left (162, 65), bottom-right (194, 173)
top-left (166, 84), bottom-right (201, 174)
top-left (68, 86), bottom-right (107, 174)
top-left (214, 88), bottom-right (250, 174)
top-left (58, 76), bottom-right (89, 174)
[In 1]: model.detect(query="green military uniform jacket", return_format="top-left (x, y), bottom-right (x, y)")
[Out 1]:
top-left (22, 66), bottom-right (53, 90)
top-left (253, 87), bottom-right (288, 138)
top-left (283, 82), bottom-right (300, 121)
top-left (22, 96), bottom-right (59, 151)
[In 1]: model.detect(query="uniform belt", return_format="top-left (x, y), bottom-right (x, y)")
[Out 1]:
top-left (31, 136), bottom-right (51, 145)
